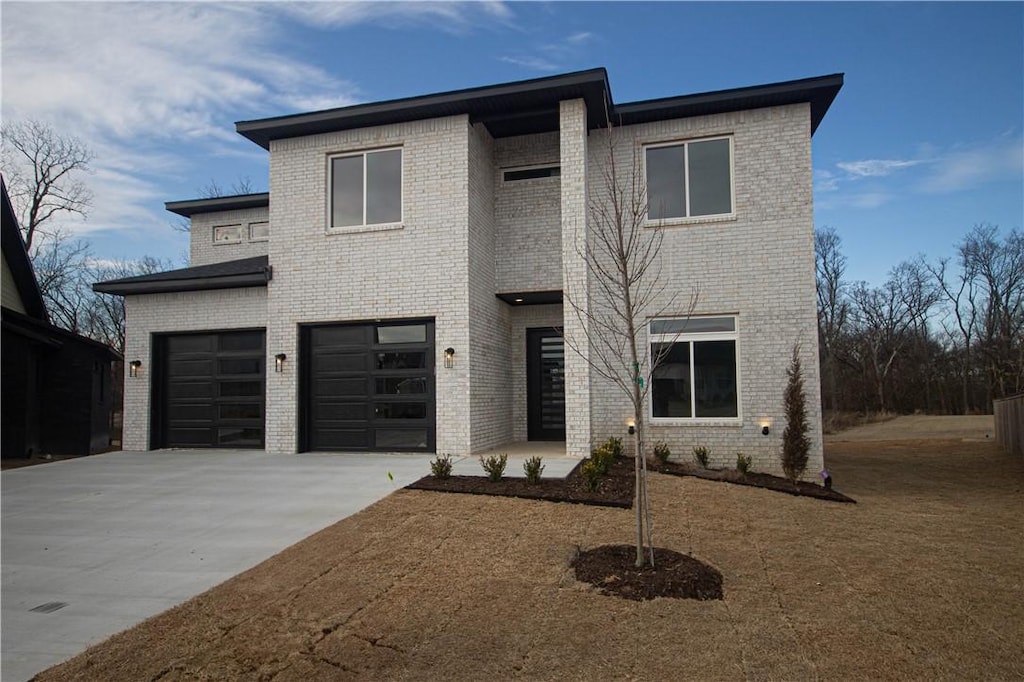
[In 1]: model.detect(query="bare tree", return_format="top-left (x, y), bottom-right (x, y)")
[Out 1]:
top-left (29, 230), bottom-right (93, 332)
top-left (563, 124), bottom-right (698, 568)
top-left (850, 261), bottom-right (939, 411)
top-left (88, 256), bottom-right (172, 352)
top-left (925, 253), bottom-right (980, 413)
top-left (172, 175), bottom-right (259, 233)
top-left (962, 225), bottom-right (1024, 400)
top-left (815, 227), bottom-right (850, 411)
top-left (1, 120), bottom-right (93, 249)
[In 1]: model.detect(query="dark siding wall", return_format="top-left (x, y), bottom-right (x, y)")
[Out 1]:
top-left (1, 330), bottom-right (41, 457)
top-left (38, 341), bottom-right (110, 455)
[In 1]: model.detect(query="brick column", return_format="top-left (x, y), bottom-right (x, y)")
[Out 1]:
top-left (560, 99), bottom-right (592, 458)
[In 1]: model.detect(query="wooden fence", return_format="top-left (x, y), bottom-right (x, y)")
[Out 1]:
top-left (994, 393), bottom-right (1023, 457)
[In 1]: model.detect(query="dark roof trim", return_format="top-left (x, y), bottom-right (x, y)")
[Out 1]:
top-left (165, 193), bottom-right (269, 217)
top-left (93, 255), bottom-right (271, 296)
top-left (236, 68), bottom-right (842, 148)
top-left (237, 68), bottom-right (613, 148)
top-left (1, 176), bottom-right (48, 321)
top-left (615, 73), bottom-right (844, 135)
top-left (2, 308), bottom-right (120, 359)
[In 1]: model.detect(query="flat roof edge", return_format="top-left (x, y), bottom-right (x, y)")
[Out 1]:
top-left (166, 193), bottom-right (270, 217)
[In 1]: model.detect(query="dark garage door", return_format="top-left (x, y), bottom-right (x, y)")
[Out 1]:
top-left (301, 320), bottom-right (435, 452)
top-left (153, 330), bottom-right (265, 448)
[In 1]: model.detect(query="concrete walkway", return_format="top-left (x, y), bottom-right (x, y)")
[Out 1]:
top-left (1, 449), bottom-right (431, 682)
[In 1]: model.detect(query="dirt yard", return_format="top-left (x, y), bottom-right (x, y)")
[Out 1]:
top-left (37, 433), bottom-right (1023, 680)
top-left (827, 413), bottom-right (995, 441)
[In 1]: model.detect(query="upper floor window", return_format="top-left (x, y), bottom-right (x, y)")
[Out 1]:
top-left (213, 224), bottom-right (243, 244)
top-left (329, 148), bottom-right (402, 229)
top-left (645, 137), bottom-right (733, 221)
top-left (503, 165), bottom-right (560, 182)
top-left (650, 315), bottom-right (739, 420)
top-left (249, 221), bottom-right (269, 241)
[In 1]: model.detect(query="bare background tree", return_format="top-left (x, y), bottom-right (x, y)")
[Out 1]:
top-left (3, 119), bottom-right (173, 353)
top-left (2, 119), bottom-right (93, 250)
top-left (171, 175), bottom-right (258, 233)
top-left (816, 224), bottom-right (1022, 425)
top-left (563, 124), bottom-right (698, 568)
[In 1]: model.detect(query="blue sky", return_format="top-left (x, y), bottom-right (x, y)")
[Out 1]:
top-left (3, 1), bottom-right (1021, 286)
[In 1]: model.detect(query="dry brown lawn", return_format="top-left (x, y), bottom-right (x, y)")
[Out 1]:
top-left (38, 438), bottom-right (1023, 681)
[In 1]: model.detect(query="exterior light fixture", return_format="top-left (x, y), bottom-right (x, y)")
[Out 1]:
top-left (761, 424), bottom-right (770, 436)
top-left (820, 468), bottom-right (833, 490)
top-left (129, 360), bottom-right (142, 378)
top-left (626, 417), bottom-right (636, 435)
top-left (444, 347), bottom-right (455, 369)
top-left (275, 353), bottom-right (287, 373)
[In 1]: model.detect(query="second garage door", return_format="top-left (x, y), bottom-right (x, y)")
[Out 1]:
top-left (301, 320), bottom-right (435, 452)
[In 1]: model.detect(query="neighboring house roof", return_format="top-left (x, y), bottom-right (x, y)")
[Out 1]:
top-left (93, 255), bottom-right (272, 295)
top-left (236, 68), bottom-right (843, 149)
top-left (166, 192), bottom-right (270, 218)
top-left (1, 176), bottom-right (48, 321)
top-left (1, 307), bottom-right (120, 359)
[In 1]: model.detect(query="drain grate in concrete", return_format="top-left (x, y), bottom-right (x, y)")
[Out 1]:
top-left (29, 601), bottom-right (68, 614)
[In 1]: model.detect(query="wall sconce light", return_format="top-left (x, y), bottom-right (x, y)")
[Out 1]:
top-left (626, 417), bottom-right (636, 435)
top-left (129, 360), bottom-right (142, 378)
top-left (444, 347), bottom-right (455, 369)
top-left (275, 353), bottom-right (287, 373)
top-left (761, 424), bottom-right (771, 436)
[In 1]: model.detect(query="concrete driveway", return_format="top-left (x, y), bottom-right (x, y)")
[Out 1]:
top-left (1, 449), bottom-right (430, 682)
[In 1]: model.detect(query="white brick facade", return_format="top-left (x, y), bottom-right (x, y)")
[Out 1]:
top-left (116, 73), bottom-right (831, 478)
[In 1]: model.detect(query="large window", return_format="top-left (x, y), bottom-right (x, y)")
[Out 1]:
top-left (645, 137), bottom-right (733, 221)
top-left (329, 148), bottom-right (402, 229)
top-left (650, 316), bottom-right (738, 420)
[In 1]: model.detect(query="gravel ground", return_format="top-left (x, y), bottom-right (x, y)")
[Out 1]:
top-left (36, 436), bottom-right (1023, 681)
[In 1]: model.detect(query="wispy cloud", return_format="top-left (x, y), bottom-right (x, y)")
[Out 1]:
top-left (816, 135), bottom-right (1023, 210)
top-left (918, 138), bottom-right (1023, 193)
top-left (499, 30), bottom-right (597, 72)
top-left (836, 159), bottom-right (924, 178)
top-left (1, 2), bottom-right (512, 243)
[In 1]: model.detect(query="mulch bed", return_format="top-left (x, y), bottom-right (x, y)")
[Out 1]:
top-left (649, 460), bottom-right (856, 503)
top-left (406, 456), bottom-right (635, 508)
top-left (572, 544), bottom-right (724, 601)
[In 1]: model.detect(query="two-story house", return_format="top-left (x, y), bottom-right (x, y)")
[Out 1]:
top-left (95, 68), bottom-right (842, 475)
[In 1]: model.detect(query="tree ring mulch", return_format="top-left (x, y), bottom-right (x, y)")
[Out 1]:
top-left (571, 544), bottom-right (723, 601)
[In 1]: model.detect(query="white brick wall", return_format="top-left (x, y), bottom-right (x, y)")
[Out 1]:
top-left (265, 115), bottom-right (473, 454)
top-left (122, 94), bottom-right (824, 474)
top-left (586, 103), bottom-right (825, 479)
top-left (560, 99), bottom-right (593, 458)
top-left (493, 132), bottom-right (562, 293)
top-left (121, 288), bottom-right (268, 450)
top-left (189, 206), bottom-right (270, 266)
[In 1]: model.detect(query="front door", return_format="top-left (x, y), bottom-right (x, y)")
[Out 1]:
top-left (526, 328), bottom-right (566, 441)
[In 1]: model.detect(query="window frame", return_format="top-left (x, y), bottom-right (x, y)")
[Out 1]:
top-left (501, 163), bottom-right (561, 183)
top-left (326, 146), bottom-right (404, 233)
top-left (248, 221), bottom-right (270, 242)
top-left (643, 135), bottom-right (735, 224)
top-left (647, 315), bottom-right (742, 424)
top-left (212, 224), bottom-right (243, 245)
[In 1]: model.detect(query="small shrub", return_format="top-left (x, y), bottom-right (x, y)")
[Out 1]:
top-left (430, 454), bottom-right (453, 480)
top-left (736, 452), bottom-right (752, 475)
top-left (580, 458), bottom-right (603, 492)
top-left (603, 437), bottom-right (624, 459)
top-left (653, 441), bottom-right (671, 464)
top-left (523, 456), bottom-right (545, 484)
top-left (693, 446), bottom-right (711, 469)
top-left (590, 444), bottom-right (615, 475)
top-left (479, 453), bottom-right (508, 482)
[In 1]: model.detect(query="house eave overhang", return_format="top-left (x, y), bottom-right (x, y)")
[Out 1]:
top-left (235, 70), bottom-right (843, 148)
top-left (237, 68), bottom-right (613, 148)
top-left (165, 193), bottom-right (270, 218)
top-left (496, 290), bottom-right (564, 306)
top-left (614, 72), bottom-right (844, 136)
top-left (92, 256), bottom-right (272, 296)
